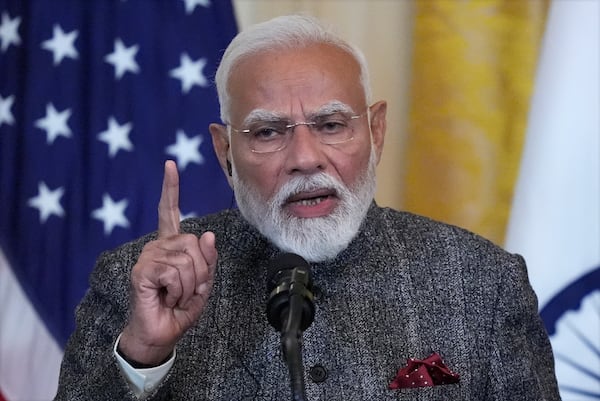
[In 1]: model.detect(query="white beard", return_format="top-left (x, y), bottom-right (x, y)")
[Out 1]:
top-left (232, 150), bottom-right (377, 262)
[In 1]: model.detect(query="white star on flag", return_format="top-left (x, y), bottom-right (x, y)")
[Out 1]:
top-left (182, 0), bottom-right (211, 14)
top-left (169, 53), bottom-right (208, 93)
top-left (34, 103), bottom-right (72, 144)
top-left (0, 12), bottom-right (21, 52)
top-left (98, 116), bottom-right (134, 157)
top-left (0, 94), bottom-right (15, 127)
top-left (165, 130), bottom-right (204, 170)
top-left (41, 24), bottom-right (79, 66)
top-left (104, 38), bottom-right (140, 79)
top-left (27, 182), bottom-right (65, 223)
top-left (0, 3), bottom-right (238, 400)
top-left (91, 193), bottom-right (130, 236)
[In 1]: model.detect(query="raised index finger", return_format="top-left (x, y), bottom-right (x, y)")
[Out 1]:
top-left (158, 160), bottom-right (180, 238)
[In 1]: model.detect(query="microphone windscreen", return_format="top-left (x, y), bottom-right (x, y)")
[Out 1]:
top-left (266, 253), bottom-right (310, 292)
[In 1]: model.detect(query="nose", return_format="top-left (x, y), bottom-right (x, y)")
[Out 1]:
top-left (284, 124), bottom-right (327, 175)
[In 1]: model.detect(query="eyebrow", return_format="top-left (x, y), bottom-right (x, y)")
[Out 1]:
top-left (242, 109), bottom-right (286, 126)
top-left (241, 101), bottom-right (356, 126)
top-left (308, 101), bottom-right (355, 119)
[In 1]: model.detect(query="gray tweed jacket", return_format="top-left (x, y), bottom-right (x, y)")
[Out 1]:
top-left (55, 204), bottom-right (560, 400)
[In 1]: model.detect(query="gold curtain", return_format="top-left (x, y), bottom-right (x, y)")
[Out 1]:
top-left (403, 0), bottom-right (549, 244)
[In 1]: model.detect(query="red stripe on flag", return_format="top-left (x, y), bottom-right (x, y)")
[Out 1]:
top-left (0, 389), bottom-right (7, 401)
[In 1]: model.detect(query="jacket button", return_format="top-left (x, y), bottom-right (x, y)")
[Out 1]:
top-left (309, 364), bottom-right (328, 383)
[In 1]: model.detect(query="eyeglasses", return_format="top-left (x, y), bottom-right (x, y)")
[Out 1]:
top-left (229, 109), bottom-right (369, 154)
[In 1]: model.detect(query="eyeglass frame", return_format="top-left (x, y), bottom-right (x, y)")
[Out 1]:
top-left (226, 107), bottom-right (371, 154)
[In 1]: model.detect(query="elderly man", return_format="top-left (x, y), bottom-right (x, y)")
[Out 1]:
top-left (55, 14), bottom-right (560, 401)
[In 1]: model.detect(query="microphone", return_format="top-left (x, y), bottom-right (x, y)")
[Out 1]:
top-left (266, 253), bottom-right (315, 331)
top-left (266, 253), bottom-right (315, 401)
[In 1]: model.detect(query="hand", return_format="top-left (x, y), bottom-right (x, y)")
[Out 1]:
top-left (119, 160), bottom-right (218, 365)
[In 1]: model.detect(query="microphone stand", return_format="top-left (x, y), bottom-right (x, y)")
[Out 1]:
top-left (281, 280), bottom-right (308, 401)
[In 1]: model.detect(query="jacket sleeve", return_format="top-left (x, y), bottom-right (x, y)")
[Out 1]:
top-left (487, 254), bottom-right (561, 401)
top-left (53, 246), bottom-right (141, 401)
top-left (54, 237), bottom-right (174, 401)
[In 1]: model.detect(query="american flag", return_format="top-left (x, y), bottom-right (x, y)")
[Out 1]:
top-left (0, 1), bottom-right (237, 399)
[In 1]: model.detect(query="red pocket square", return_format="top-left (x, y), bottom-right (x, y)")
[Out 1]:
top-left (389, 352), bottom-right (460, 389)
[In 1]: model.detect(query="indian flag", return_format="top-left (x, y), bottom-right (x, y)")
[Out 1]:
top-left (505, 0), bottom-right (600, 399)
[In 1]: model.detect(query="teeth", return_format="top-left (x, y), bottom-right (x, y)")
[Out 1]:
top-left (296, 197), bottom-right (324, 206)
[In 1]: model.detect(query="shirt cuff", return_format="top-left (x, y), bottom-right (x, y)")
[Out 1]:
top-left (113, 333), bottom-right (176, 397)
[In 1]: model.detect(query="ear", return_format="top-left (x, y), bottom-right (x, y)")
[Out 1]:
top-left (368, 100), bottom-right (387, 165)
top-left (209, 123), bottom-right (234, 188)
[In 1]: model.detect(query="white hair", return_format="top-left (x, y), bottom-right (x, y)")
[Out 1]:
top-left (214, 14), bottom-right (372, 124)
top-left (232, 147), bottom-right (377, 262)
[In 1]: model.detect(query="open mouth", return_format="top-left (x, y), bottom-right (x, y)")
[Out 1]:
top-left (291, 194), bottom-right (331, 206)
top-left (285, 189), bottom-right (336, 206)
top-left (283, 188), bottom-right (338, 218)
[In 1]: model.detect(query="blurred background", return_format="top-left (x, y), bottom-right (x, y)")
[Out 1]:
top-left (0, 0), bottom-right (597, 400)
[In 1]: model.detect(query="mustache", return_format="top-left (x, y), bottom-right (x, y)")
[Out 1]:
top-left (272, 173), bottom-right (348, 207)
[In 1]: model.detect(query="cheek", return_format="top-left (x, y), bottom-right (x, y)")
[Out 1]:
top-left (233, 154), bottom-right (284, 200)
top-left (337, 161), bottom-right (367, 188)
top-left (332, 144), bottom-right (373, 187)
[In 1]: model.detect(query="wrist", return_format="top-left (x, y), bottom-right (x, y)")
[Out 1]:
top-left (116, 343), bottom-right (173, 368)
top-left (118, 328), bottom-right (175, 367)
